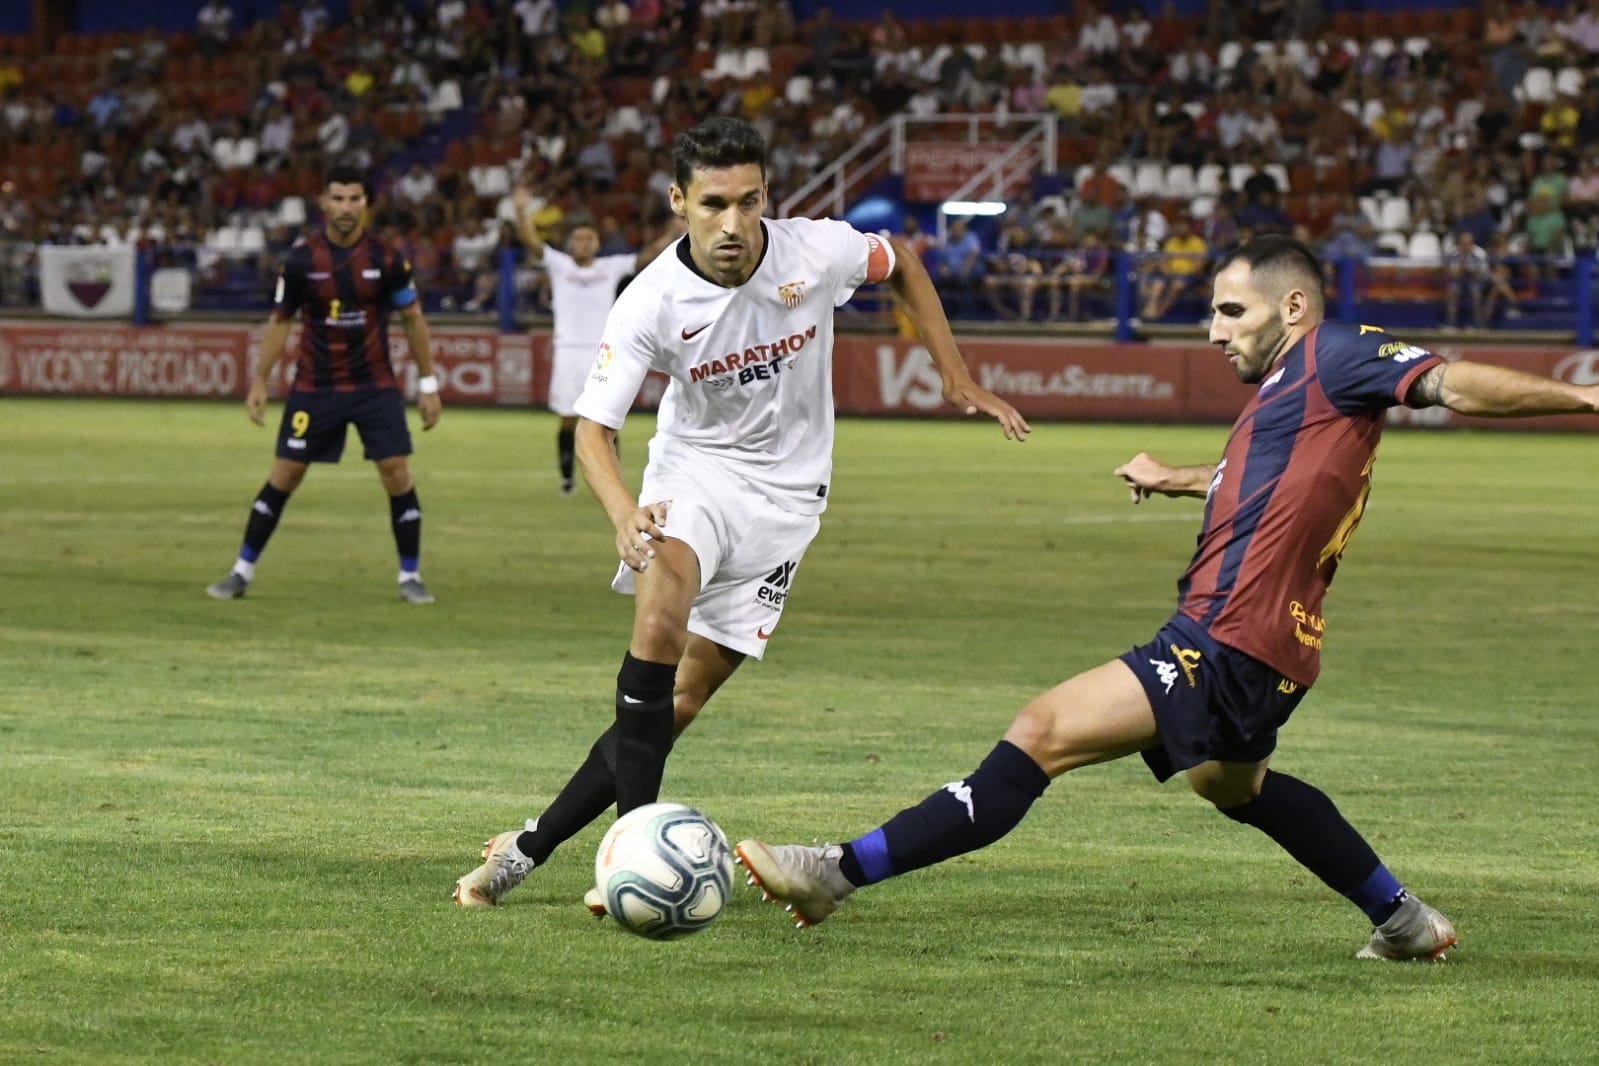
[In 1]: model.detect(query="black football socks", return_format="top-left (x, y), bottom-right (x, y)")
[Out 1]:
top-left (612, 652), bottom-right (677, 815)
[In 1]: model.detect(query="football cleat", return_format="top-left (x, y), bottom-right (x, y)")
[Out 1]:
top-left (1356, 896), bottom-right (1458, 961)
top-left (733, 839), bottom-right (854, 928)
top-left (205, 572), bottom-right (249, 600)
top-left (452, 829), bottom-right (534, 907)
top-left (398, 578), bottom-right (436, 604)
top-left (583, 887), bottom-right (607, 918)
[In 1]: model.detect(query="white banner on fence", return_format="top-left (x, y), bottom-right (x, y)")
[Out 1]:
top-left (38, 245), bottom-right (138, 318)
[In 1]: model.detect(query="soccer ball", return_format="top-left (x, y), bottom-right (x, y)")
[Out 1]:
top-left (594, 802), bottom-right (734, 940)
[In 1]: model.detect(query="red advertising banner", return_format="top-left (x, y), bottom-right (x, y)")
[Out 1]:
top-left (831, 336), bottom-right (1599, 431)
top-left (903, 142), bottom-right (1034, 202)
top-left (3, 321), bottom-right (1597, 432)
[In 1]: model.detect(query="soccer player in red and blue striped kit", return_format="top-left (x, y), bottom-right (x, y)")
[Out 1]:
top-left (739, 234), bottom-right (1599, 960)
top-left (206, 164), bottom-right (444, 604)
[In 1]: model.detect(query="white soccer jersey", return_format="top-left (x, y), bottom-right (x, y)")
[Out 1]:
top-left (573, 217), bottom-right (893, 515)
top-left (541, 246), bottom-right (639, 349)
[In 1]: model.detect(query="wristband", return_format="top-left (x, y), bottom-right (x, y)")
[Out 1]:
top-left (417, 374), bottom-right (440, 395)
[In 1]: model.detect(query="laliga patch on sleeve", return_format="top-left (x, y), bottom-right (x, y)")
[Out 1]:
top-left (864, 232), bottom-right (895, 283)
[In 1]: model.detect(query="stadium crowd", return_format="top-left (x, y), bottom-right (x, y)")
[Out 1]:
top-left (2, 0), bottom-right (1598, 325)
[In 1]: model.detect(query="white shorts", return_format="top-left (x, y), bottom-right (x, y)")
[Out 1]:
top-left (610, 458), bottom-right (821, 660)
top-left (549, 341), bottom-right (595, 417)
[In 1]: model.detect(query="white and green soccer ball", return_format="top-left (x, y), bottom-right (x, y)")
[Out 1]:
top-left (594, 802), bottom-right (734, 940)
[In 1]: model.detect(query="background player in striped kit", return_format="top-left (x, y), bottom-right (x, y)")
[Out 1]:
top-left (206, 164), bottom-right (443, 605)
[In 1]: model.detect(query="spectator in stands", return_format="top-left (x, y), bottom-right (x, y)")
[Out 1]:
top-left (1483, 233), bottom-right (1524, 321)
top-left (1529, 152), bottom-right (1571, 211)
top-left (1077, 2), bottom-right (1119, 59)
top-left (983, 223), bottom-right (1046, 321)
top-left (1565, 154), bottom-right (1599, 225)
top-left (1321, 194), bottom-right (1376, 266)
top-left (896, 214), bottom-right (934, 263)
top-left (197, 0), bottom-right (235, 59)
top-left (1485, 1), bottom-right (1533, 98)
top-left (1453, 187), bottom-right (1500, 247)
top-left (1521, 188), bottom-right (1569, 278)
top-left (1046, 232), bottom-right (1111, 321)
top-left (1541, 91), bottom-right (1580, 152)
top-left (931, 217), bottom-right (984, 308)
top-left (1138, 215), bottom-right (1209, 322)
top-left (1443, 230), bottom-right (1494, 329)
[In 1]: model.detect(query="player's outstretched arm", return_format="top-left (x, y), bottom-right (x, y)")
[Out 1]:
top-left (511, 181), bottom-right (546, 260)
top-left (1407, 361), bottom-right (1599, 417)
top-left (1114, 453), bottom-right (1217, 505)
top-left (398, 305), bottom-right (442, 430)
top-left (248, 316), bottom-right (294, 426)
top-left (576, 418), bottom-right (667, 573)
top-left (887, 236), bottom-right (1031, 441)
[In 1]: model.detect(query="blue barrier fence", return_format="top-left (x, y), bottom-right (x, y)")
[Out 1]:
top-left (8, 244), bottom-right (1596, 344)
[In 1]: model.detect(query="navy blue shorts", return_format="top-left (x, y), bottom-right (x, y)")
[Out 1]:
top-left (1119, 614), bottom-right (1309, 782)
top-left (275, 386), bottom-right (412, 464)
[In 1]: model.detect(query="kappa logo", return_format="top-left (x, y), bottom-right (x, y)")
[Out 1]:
top-left (778, 280), bottom-right (806, 308)
top-left (943, 780), bottom-right (976, 822)
top-left (755, 560), bottom-right (797, 611)
top-left (681, 322), bottom-right (713, 340)
top-left (1150, 658), bottom-right (1179, 694)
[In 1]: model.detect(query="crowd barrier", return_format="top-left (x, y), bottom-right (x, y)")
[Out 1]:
top-left (2, 319), bottom-right (1597, 433)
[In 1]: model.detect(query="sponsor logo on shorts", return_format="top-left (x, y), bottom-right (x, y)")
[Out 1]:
top-left (755, 560), bottom-right (796, 611)
top-left (1169, 644), bottom-right (1202, 688)
top-left (756, 625), bottom-right (773, 640)
top-left (286, 438), bottom-right (308, 450)
top-left (1277, 679), bottom-right (1300, 694)
top-left (1150, 658), bottom-right (1179, 694)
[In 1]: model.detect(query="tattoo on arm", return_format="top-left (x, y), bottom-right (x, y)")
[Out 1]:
top-left (1408, 364), bottom-right (1446, 408)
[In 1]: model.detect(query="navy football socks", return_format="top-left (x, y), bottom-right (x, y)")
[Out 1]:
top-left (1221, 770), bottom-right (1407, 924)
top-left (840, 741), bottom-right (1051, 887)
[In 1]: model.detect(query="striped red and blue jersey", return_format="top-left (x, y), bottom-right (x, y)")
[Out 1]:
top-left (271, 231), bottom-right (419, 393)
top-left (1177, 320), bottom-right (1445, 687)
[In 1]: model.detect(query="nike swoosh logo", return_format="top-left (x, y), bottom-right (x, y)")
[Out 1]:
top-left (621, 694), bottom-right (644, 704)
top-left (756, 627), bottom-right (773, 640)
top-left (681, 322), bottom-right (713, 340)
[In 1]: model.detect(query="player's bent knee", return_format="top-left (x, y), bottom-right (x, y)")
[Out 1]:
top-left (1185, 763), bottom-right (1264, 809)
top-left (630, 611), bottom-right (690, 663)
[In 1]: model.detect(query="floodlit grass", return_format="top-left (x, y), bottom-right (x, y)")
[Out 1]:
top-left (1, 397), bottom-right (1597, 1065)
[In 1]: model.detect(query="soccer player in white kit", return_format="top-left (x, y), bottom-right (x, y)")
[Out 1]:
top-left (511, 183), bottom-right (681, 494)
top-left (454, 117), bottom-right (1030, 909)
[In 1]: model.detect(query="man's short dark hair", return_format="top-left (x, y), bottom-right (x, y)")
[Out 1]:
top-left (1216, 234), bottom-right (1324, 304)
top-left (323, 163), bottom-right (371, 195)
top-left (672, 117), bottom-right (767, 191)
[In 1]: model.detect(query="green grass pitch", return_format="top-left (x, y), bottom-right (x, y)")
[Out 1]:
top-left (2, 397), bottom-right (1597, 1065)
